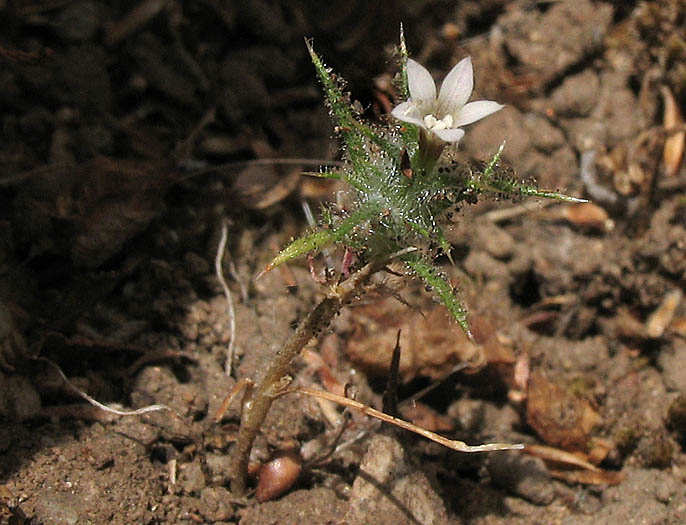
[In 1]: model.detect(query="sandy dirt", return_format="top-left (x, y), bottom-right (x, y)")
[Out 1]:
top-left (1, 1), bottom-right (685, 524)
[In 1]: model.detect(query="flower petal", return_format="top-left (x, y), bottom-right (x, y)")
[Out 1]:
top-left (391, 101), bottom-right (427, 127)
top-left (453, 100), bottom-right (504, 127)
top-left (436, 56), bottom-right (473, 118)
top-left (431, 127), bottom-right (465, 143)
top-left (407, 58), bottom-right (436, 112)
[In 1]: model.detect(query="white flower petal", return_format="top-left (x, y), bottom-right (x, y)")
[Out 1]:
top-left (453, 100), bottom-right (504, 127)
top-left (407, 58), bottom-right (436, 112)
top-left (436, 56), bottom-right (473, 119)
top-left (432, 127), bottom-right (465, 143)
top-left (391, 101), bottom-right (427, 127)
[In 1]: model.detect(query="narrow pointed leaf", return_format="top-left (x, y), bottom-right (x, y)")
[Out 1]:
top-left (516, 187), bottom-right (588, 203)
top-left (265, 204), bottom-right (379, 273)
top-left (479, 141), bottom-right (587, 203)
top-left (306, 40), bottom-right (400, 170)
top-left (304, 170), bottom-right (341, 180)
top-left (403, 257), bottom-right (472, 338)
top-left (397, 24), bottom-right (410, 101)
top-left (394, 26), bottom-right (419, 152)
top-left (306, 40), bottom-right (365, 168)
top-left (435, 226), bottom-right (454, 265)
top-left (354, 121), bottom-right (401, 158)
top-left (265, 230), bottom-right (335, 272)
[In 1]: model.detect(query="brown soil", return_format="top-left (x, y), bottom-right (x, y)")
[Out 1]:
top-left (1, 1), bottom-right (685, 524)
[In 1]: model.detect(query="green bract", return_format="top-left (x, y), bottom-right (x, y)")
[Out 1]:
top-left (265, 31), bottom-right (585, 337)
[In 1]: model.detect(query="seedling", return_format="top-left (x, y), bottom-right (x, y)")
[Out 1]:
top-left (229, 29), bottom-right (584, 495)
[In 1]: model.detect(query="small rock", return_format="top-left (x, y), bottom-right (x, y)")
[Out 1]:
top-left (488, 451), bottom-right (554, 505)
top-left (239, 488), bottom-right (346, 524)
top-left (654, 475), bottom-right (679, 504)
top-left (659, 340), bottom-right (686, 394)
top-left (205, 453), bottom-right (233, 485)
top-left (667, 394), bottom-right (686, 438)
top-left (344, 433), bottom-right (448, 524)
top-left (200, 487), bottom-right (233, 522)
top-left (111, 418), bottom-right (160, 446)
top-left (179, 461), bottom-right (206, 494)
top-left (474, 221), bottom-right (515, 259)
top-left (500, 0), bottom-right (613, 78)
top-left (551, 70), bottom-right (600, 117)
top-left (636, 433), bottom-right (675, 469)
top-left (463, 251), bottom-right (510, 281)
top-left (33, 490), bottom-right (81, 525)
top-left (539, 335), bottom-right (610, 373)
top-left (1, 374), bottom-right (41, 420)
top-left (523, 113), bottom-right (566, 152)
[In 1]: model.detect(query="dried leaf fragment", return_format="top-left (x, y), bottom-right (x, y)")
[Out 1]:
top-left (526, 370), bottom-right (599, 449)
top-left (645, 289), bottom-right (683, 338)
top-left (548, 467), bottom-right (624, 485)
top-left (661, 86), bottom-right (685, 177)
top-left (526, 444), bottom-right (600, 472)
top-left (526, 444), bottom-right (623, 485)
top-left (344, 299), bottom-right (488, 382)
top-left (560, 202), bottom-right (614, 232)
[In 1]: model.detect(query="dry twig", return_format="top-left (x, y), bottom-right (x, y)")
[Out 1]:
top-left (215, 220), bottom-right (237, 376)
top-left (281, 386), bottom-right (524, 453)
top-left (38, 357), bottom-right (173, 417)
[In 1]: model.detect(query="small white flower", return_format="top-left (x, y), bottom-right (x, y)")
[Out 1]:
top-left (392, 57), bottom-right (504, 143)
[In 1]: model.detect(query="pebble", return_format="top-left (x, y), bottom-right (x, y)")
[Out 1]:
top-left (0, 374), bottom-right (41, 420)
top-left (474, 221), bottom-right (515, 259)
top-left (33, 490), bottom-right (81, 525)
top-left (488, 451), bottom-right (554, 505)
top-left (205, 453), bottom-right (233, 485)
top-left (179, 461), bottom-right (206, 494)
top-left (200, 486), bottom-right (233, 522)
top-left (551, 70), bottom-right (600, 117)
top-left (659, 340), bottom-right (686, 394)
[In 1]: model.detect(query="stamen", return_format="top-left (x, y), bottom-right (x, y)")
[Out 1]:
top-left (423, 114), bottom-right (453, 130)
top-left (423, 115), bottom-right (438, 128)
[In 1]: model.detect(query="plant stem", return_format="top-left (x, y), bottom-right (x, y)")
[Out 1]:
top-left (230, 257), bottom-right (390, 495)
top-left (416, 128), bottom-right (447, 175)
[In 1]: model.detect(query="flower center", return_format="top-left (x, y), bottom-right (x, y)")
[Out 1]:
top-left (423, 114), bottom-right (453, 131)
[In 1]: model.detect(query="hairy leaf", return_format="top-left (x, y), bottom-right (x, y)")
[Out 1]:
top-left (403, 256), bottom-right (472, 338)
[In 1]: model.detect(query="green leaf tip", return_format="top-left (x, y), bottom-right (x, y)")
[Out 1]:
top-left (403, 257), bottom-right (472, 339)
top-left (265, 205), bottom-right (378, 274)
top-left (306, 38), bottom-right (376, 173)
top-left (265, 230), bottom-right (334, 273)
top-left (303, 170), bottom-right (341, 180)
top-left (521, 189), bottom-right (589, 203)
top-left (397, 23), bottom-right (410, 101)
top-left (479, 141), bottom-right (587, 203)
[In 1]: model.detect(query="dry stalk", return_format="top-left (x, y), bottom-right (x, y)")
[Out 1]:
top-left (38, 357), bottom-right (173, 417)
top-left (282, 386), bottom-right (524, 453)
top-left (229, 256), bottom-right (392, 495)
top-left (215, 220), bottom-right (237, 375)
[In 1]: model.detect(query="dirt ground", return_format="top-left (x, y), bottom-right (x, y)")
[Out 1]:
top-left (1, 1), bottom-right (685, 524)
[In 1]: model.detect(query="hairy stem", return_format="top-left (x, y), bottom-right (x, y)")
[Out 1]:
top-left (230, 257), bottom-right (390, 495)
